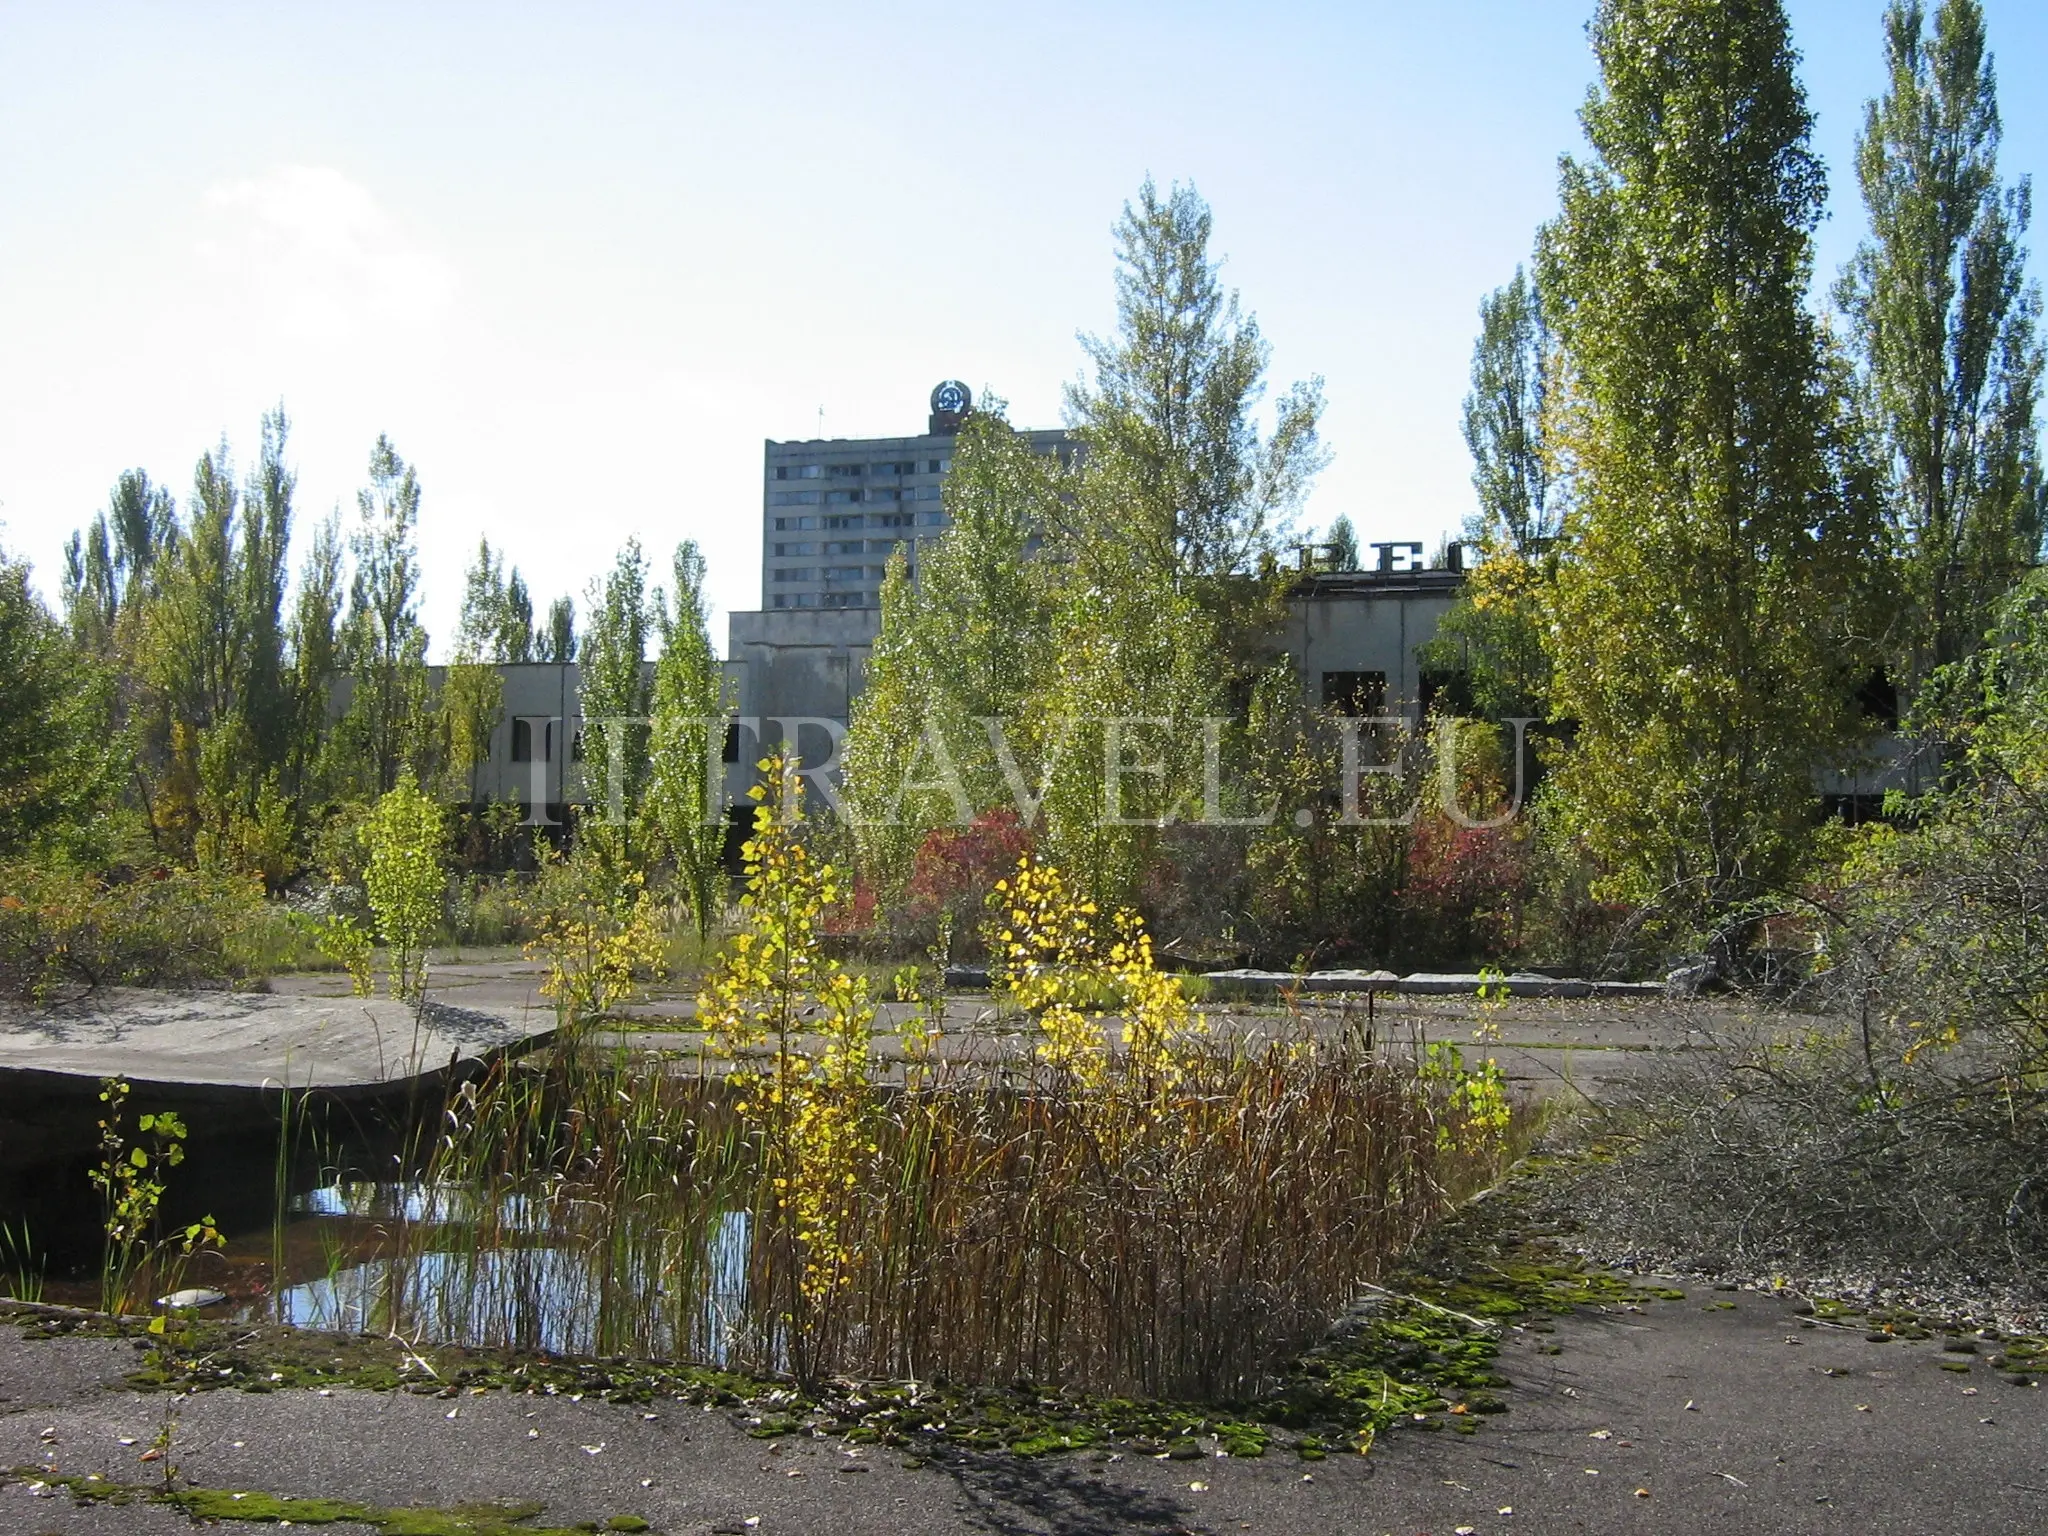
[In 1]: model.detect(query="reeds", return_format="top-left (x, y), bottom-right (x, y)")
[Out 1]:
top-left (333, 1019), bottom-right (1502, 1404)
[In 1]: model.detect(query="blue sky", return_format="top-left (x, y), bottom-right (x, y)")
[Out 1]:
top-left (2, 1), bottom-right (2043, 653)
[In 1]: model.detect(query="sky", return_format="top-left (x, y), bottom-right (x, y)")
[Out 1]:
top-left (3, 0), bottom-right (2045, 657)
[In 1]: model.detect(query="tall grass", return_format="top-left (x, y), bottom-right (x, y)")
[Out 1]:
top-left (330, 1022), bottom-right (1504, 1402)
top-left (294, 791), bottom-right (1515, 1401)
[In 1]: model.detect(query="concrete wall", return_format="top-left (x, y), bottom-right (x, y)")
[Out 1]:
top-left (1282, 570), bottom-right (1464, 720)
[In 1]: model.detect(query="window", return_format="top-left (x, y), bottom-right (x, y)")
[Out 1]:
top-left (721, 722), bottom-right (742, 763)
top-left (927, 458), bottom-right (952, 473)
top-left (1322, 672), bottom-right (1388, 716)
top-left (871, 460), bottom-right (914, 476)
top-left (825, 489), bottom-right (862, 505)
top-left (823, 514), bottom-right (861, 530)
top-left (511, 718), bottom-right (534, 762)
top-left (821, 591), bottom-right (871, 609)
top-left (824, 565), bottom-right (865, 581)
top-left (827, 463), bottom-right (862, 477)
top-left (867, 538), bottom-right (906, 554)
top-left (775, 464), bottom-right (821, 480)
top-left (771, 491), bottom-right (822, 507)
top-left (867, 565), bottom-right (893, 580)
top-left (825, 539), bottom-right (864, 555)
top-left (773, 568), bottom-right (815, 582)
top-left (773, 541), bottom-right (816, 557)
top-left (916, 511), bottom-right (945, 526)
top-left (869, 512), bottom-right (912, 529)
top-left (911, 485), bottom-right (941, 501)
top-left (569, 728), bottom-right (585, 763)
top-left (866, 487), bottom-right (899, 503)
top-left (774, 515), bottom-right (818, 531)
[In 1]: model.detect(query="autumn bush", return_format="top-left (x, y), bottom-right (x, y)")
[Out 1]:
top-left (0, 862), bottom-right (306, 1001)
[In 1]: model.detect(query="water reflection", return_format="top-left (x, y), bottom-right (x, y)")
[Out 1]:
top-left (255, 1183), bottom-right (752, 1362)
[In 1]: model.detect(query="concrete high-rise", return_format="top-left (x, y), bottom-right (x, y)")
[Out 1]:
top-left (758, 380), bottom-right (1065, 615)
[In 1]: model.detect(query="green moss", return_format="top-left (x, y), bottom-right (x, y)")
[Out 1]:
top-left (4, 1470), bottom-right (642, 1536)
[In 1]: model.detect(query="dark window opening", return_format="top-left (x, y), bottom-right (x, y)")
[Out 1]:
top-left (1855, 667), bottom-right (1901, 732)
top-left (570, 728), bottom-right (585, 763)
top-left (511, 718), bottom-right (533, 762)
top-left (1418, 667), bottom-right (1476, 719)
top-left (1322, 671), bottom-right (1388, 717)
top-left (721, 722), bottom-right (741, 764)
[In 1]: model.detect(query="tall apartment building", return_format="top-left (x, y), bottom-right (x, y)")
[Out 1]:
top-left (760, 380), bottom-right (1065, 614)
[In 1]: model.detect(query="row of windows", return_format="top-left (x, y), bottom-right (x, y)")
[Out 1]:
top-left (771, 591), bottom-right (881, 609)
top-left (774, 533), bottom-right (946, 557)
top-left (773, 458), bottom-right (949, 481)
top-left (770, 485), bottom-right (945, 507)
top-left (773, 511), bottom-right (947, 532)
top-left (772, 565), bottom-right (903, 585)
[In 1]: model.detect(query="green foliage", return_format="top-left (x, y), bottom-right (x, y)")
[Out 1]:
top-left (88, 1078), bottom-right (221, 1315)
top-left (439, 537), bottom-right (515, 798)
top-left (362, 771), bottom-right (445, 1001)
top-left (522, 831), bottom-right (665, 1024)
top-left (1462, 265), bottom-right (1555, 554)
top-left (1537, 0), bottom-right (1886, 926)
top-left (1838, 0), bottom-right (2045, 679)
top-left (644, 540), bottom-right (728, 940)
top-left (1064, 177), bottom-right (1327, 585)
top-left (538, 594), bottom-right (576, 663)
top-left (0, 863), bottom-right (297, 1001)
top-left (338, 435), bottom-right (435, 797)
top-left (844, 405), bottom-right (1061, 892)
top-left (579, 540), bottom-right (653, 833)
top-left (1323, 513), bottom-right (1360, 571)
top-left (0, 550), bottom-right (122, 860)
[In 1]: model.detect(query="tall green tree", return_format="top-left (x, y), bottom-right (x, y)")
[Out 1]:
top-left (579, 540), bottom-right (652, 830)
top-left (61, 470), bottom-right (176, 657)
top-left (442, 537), bottom-right (511, 796)
top-left (1538, 0), bottom-right (1886, 924)
top-left (287, 511), bottom-right (346, 808)
top-left (1837, 0), bottom-right (2045, 679)
top-left (1323, 513), bottom-right (1360, 571)
top-left (645, 540), bottom-right (728, 938)
top-left (338, 435), bottom-right (432, 795)
top-left (1062, 178), bottom-right (1327, 589)
top-left (1463, 266), bottom-right (1555, 554)
top-left (844, 405), bottom-right (1063, 889)
top-left (0, 547), bottom-right (122, 859)
top-left (238, 408), bottom-right (296, 791)
top-left (539, 596), bottom-right (576, 664)
top-left (1425, 266), bottom-right (1564, 720)
top-left (500, 569), bottom-right (535, 663)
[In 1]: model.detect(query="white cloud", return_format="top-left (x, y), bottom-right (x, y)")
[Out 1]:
top-left (194, 165), bottom-right (455, 348)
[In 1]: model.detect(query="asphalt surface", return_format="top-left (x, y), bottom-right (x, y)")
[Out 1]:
top-left (2, 1285), bottom-right (2042, 1535)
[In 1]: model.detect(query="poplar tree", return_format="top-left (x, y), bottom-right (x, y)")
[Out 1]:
top-left (338, 436), bottom-right (432, 795)
top-left (0, 549), bottom-right (120, 858)
top-left (843, 405), bottom-right (1061, 889)
top-left (539, 597), bottom-right (576, 664)
top-left (443, 537), bottom-right (510, 794)
top-left (645, 540), bottom-right (728, 938)
top-left (1463, 267), bottom-right (1555, 554)
top-left (1323, 514), bottom-right (1360, 571)
top-left (1426, 266), bottom-right (1562, 720)
top-left (579, 540), bottom-right (652, 831)
top-left (287, 511), bottom-right (345, 808)
top-left (1539, 0), bottom-right (1885, 923)
top-left (1837, 0), bottom-right (2045, 678)
top-left (1062, 177), bottom-right (1326, 589)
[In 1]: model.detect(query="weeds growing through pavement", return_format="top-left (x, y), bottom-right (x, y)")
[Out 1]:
top-left (241, 763), bottom-right (1523, 1407)
top-left (88, 1077), bottom-right (222, 1316)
